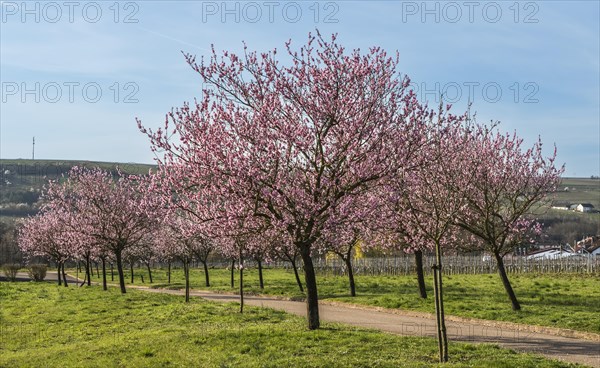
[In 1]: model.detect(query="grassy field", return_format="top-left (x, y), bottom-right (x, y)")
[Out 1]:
top-left (0, 282), bottom-right (580, 367)
top-left (97, 266), bottom-right (600, 334)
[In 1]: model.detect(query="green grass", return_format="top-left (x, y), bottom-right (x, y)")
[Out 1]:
top-left (99, 266), bottom-right (600, 334)
top-left (0, 282), bottom-right (580, 367)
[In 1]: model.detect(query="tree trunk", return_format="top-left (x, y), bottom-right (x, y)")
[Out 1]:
top-left (432, 241), bottom-right (448, 362)
top-left (96, 262), bottom-right (100, 278)
top-left (167, 261), bottom-right (171, 284)
top-left (79, 259), bottom-right (88, 287)
top-left (115, 250), bottom-right (127, 294)
top-left (239, 253), bottom-right (244, 313)
top-left (111, 263), bottom-right (114, 281)
top-left (343, 256), bottom-right (356, 297)
top-left (415, 250), bottom-right (427, 299)
top-left (146, 262), bottom-right (153, 283)
top-left (85, 255), bottom-right (91, 286)
top-left (184, 259), bottom-right (190, 303)
top-left (61, 263), bottom-right (68, 287)
top-left (101, 257), bottom-right (107, 291)
top-left (437, 264), bottom-right (448, 362)
top-left (299, 245), bottom-right (320, 330)
top-left (130, 262), bottom-right (134, 284)
top-left (230, 259), bottom-right (235, 288)
top-left (57, 263), bottom-right (62, 286)
top-left (432, 266), bottom-right (443, 362)
top-left (202, 261), bottom-right (210, 287)
top-left (257, 259), bottom-right (264, 290)
top-left (291, 259), bottom-right (304, 293)
top-left (494, 253), bottom-right (521, 311)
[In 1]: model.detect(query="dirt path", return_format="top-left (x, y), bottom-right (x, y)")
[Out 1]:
top-left (9, 272), bottom-right (600, 367)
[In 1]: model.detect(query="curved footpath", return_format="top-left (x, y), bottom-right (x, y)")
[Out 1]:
top-left (6, 272), bottom-right (600, 367)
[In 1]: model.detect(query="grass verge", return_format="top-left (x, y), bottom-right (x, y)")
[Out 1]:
top-left (0, 282), bottom-right (580, 367)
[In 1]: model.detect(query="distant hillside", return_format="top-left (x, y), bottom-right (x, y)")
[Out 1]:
top-left (553, 178), bottom-right (600, 210)
top-left (0, 160), bottom-right (597, 221)
top-left (0, 161), bottom-right (597, 261)
top-left (0, 159), bottom-right (156, 218)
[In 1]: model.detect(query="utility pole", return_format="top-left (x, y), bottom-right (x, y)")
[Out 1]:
top-left (32, 136), bottom-right (35, 160)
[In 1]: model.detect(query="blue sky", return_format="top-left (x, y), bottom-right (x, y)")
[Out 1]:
top-left (1, 1), bottom-right (598, 176)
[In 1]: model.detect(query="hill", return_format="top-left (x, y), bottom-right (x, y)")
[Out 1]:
top-left (0, 159), bottom-right (156, 217)
top-left (1, 159), bottom-right (598, 219)
top-left (0, 159), bottom-right (597, 263)
top-left (553, 178), bottom-right (600, 210)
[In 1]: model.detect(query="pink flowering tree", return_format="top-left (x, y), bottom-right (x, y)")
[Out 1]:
top-left (66, 222), bottom-right (97, 287)
top-left (152, 221), bottom-right (202, 302)
top-left (22, 192), bottom-right (103, 288)
top-left (151, 226), bottom-right (176, 284)
top-left (146, 164), bottom-right (265, 306)
top-left (382, 103), bottom-right (476, 362)
top-left (245, 224), bottom-right (292, 291)
top-left (271, 236), bottom-right (304, 293)
top-left (138, 32), bottom-right (424, 329)
top-left (44, 167), bottom-right (153, 294)
top-left (320, 194), bottom-right (381, 297)
top-left (18, 209), bottom-right (75, 286)
top-left (247, 239), bottom-right (272, 291)
top-left (123, 241), bottom-right (148, 284)
top-left (455, 128), bottom-right (563, 310)
top-left (214, 206), bottom-right (272, 313)
top-left (147, 183), bottom-right (220, 302)
top-left (137, 237), bottom-right (159, 284)
top-left (191, 236), bottom-right (214, 288)
top-left (371, 200), bottom-right (429, 299)
top-left (92, 241), bottom-right (112, 291)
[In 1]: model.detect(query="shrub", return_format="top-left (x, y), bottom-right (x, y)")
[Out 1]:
top-left (2, 263), bottom-right (20, 281)
top-left (27, 264), bottom-right (47, 282)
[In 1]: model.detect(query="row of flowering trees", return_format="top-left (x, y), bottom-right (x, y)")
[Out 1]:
top-left (16, 166), bottom-right (288, 301)
top-left (18, 168), bottom-right (150, 292)
top-left (18, 32), bottom-right (562, 363)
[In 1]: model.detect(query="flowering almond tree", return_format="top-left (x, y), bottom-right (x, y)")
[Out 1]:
top-left (18, 209), bottom-right (75, 286)
top-left (371, 210), bottom-right (429, 299)
top-left (215, 205), bottom-right (273, 313)
top-left (320, 194), bottom-right (381, 297)
top-left (44, 167), bottom-right (153, 294)
top-left (191, 237), bottom-right (214, 288)
top-left (150, 163), bottom-right (269, 308)
top-left (139, 32), bottom-right (424, 329)
top-left (272, 237), bottom-right (304, 293)
top-left (94, 243), bottom-right (112, 291)
top-left (382, 104), bottom-right (476, 362)
top-left (455, 128), bottom-right (563, 310)
top-left (153, 220), bottom-right (204, 302)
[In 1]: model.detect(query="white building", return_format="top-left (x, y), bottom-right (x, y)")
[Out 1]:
top-left (526, 247), bottom-right (575, 260)
top-left (576, 203), bottom-right (594, 213)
